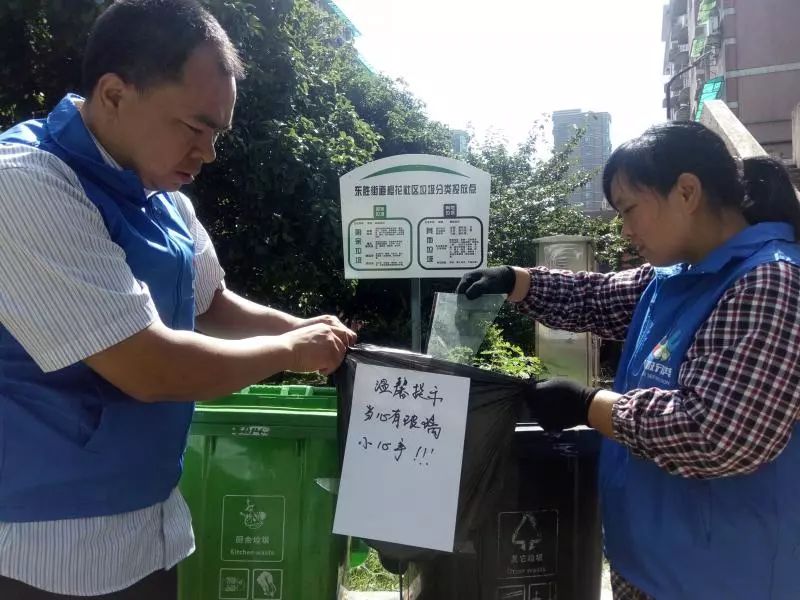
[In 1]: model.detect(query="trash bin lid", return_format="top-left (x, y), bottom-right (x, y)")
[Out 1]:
top-left (190, 385), bottom-right (338, 438)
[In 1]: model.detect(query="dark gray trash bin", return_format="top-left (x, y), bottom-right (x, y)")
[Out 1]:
top-left (406, 425), bottom-right (603, 600)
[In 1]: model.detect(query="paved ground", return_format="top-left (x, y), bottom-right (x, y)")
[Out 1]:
top-left (347, 591), bottom-right (612, 600)
top-left (345, 577), bottom-right (614, 599)
top-left (345, 561), bottom-right (614, 599)
top-left (347, 593), bottom-right (612, 600)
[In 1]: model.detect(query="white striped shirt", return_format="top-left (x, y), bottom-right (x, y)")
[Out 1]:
top-left (0, 102), bottom-right (225, 595)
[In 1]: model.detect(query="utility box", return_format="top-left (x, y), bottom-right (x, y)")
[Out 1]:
top-left (533, 236), bottom-right (599, 386)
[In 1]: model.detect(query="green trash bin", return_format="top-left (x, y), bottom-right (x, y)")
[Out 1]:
top-left (177, 385), bottom-right (346, 600)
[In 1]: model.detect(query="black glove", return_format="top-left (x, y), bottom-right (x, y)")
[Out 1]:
top-left (455, 266), bottom-right (516, 300)
top-left (528, 379), bottom-right (600, 432)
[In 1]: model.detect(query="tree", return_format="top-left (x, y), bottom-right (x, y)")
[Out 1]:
top-left (0, 0), bottom-right (96, 128)
top-left (0, 0), bottom-right (627, 357)
top-left (468, 124), bottom-right (626, 269)
top-left (340, 67), bottom-right (453, 159)
top-left (192, 0), bottom-right (455, 348)
top-left (460, 123), bottom-right (628, 353)
top-left (191, 0), bottom-right (379, 319)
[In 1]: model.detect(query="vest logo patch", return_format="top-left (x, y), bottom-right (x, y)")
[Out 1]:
top-left (652, 338), bottom-right (671, 361)
top-left (642, 332), bottom-right (680, 385)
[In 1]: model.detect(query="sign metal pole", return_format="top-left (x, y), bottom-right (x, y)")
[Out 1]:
top-left (411, 278), bottom-right (422, 352)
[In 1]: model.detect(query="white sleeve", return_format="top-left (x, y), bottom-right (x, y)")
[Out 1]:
top-left (170, 192), bottom-right (226, 315)
top-left (0, 146), bottom-right (158, 372)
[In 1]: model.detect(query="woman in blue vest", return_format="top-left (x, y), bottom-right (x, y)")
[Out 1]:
top-left (458, 120), bottom-right (800, 600)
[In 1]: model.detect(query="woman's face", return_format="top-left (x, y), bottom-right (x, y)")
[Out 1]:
top-left (611, 173), bottom-right (692, 267)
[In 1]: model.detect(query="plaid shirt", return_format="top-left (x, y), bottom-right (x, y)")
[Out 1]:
top-left (518, 262), bottom-right (800, 599)
top-left (611, 571), bottom-right (654, 600)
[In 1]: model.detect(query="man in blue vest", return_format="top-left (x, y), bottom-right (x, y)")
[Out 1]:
top-left (0, 1), bottom-right (354, 598)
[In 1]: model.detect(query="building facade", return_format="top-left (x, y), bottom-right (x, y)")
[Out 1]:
top-left (316, 0), bottom-right (361, 43)
top-left (663, 0), bottom-right (800, 158)
top-left (552, 109), bottom-right (613, 214)
top-left (450, 129), bottom-right (470, 156)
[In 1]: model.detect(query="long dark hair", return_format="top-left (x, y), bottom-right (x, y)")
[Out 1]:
top-left (602, 121), bottom-right (800, 238)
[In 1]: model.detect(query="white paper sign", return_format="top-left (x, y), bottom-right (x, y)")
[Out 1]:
top-left (333, 363), bottom-right (471, 552)
top-left (339, 154), bottom-right (491, 279)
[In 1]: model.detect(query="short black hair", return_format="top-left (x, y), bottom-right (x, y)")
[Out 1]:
top-left (82, 0), bottom-right (244, 96)
top-left (603, 121), bottom-right (800, 239)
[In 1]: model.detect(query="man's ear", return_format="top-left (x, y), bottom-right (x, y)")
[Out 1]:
top-left (90, 73), bottom-right (132, 118)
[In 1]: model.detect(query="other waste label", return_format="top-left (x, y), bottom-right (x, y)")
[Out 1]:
top-left (497, 510), bottom-right (558, 580)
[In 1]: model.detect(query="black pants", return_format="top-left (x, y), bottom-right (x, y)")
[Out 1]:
top-left (0, 568), bottom-right (176, 599)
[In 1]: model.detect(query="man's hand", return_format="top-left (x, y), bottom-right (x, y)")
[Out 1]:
top-left (293, 314), bottom-right (357, 347)
top-left (529, 379), bottom-right (600, 432)
top-left (280, 322), bottom-right (351, 375)
top-left (456, 266), bottom-right (516, 300)
top-left (197, 289), bottom-right (359, 340)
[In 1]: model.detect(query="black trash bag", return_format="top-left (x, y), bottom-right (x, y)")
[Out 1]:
top-left (333, 344), bottom-right (536, 574)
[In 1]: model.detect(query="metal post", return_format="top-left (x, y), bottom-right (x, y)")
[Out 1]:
top-left (411, 278), bottom-right (422, 353)
top-left (665, 79), bottom-right (672, 120)
top-left (665, 51), bottom-right (715, 120)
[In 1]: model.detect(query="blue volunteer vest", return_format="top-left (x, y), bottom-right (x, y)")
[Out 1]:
top-left (602, 222), bottom-right (800, 599)
top-left (0, 94), bottom-right (196, 521)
